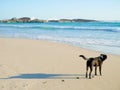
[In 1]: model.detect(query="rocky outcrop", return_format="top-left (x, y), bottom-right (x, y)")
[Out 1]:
top-left (72, 19), bottom-right (97, 22)
top-left (30, 19), bottom-right (47, 23)
top-left (48, 20), bottom-right (59, 22)
top-left (59, 19), bottom-right (73, 22)
top-left (0, 17), bottom-right (98, 23)
top-left (49, 19), bottom-right (97, 22)
top-left (18, 17), bottom-right (31, 22)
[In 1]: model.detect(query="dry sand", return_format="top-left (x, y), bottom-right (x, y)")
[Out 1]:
top-left (0, 38), bottom-right (120, 90)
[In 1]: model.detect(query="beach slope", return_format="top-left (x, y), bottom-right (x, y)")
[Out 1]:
top-left (0, 38), bottom-right (120, 90)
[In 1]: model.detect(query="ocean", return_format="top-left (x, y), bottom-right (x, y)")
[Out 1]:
top-left (0, 22), bottom-right (120, 55)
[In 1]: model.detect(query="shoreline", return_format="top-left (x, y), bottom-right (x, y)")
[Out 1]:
top-left (0, 22), bottom-right (120, 56)
top-left (0, 38), bottom-right (120, 90)
top-left (1, 37), bottom-right (120, 56)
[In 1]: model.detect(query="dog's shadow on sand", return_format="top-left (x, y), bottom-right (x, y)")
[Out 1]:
top-left (7, 73), bottom-right (85, 79)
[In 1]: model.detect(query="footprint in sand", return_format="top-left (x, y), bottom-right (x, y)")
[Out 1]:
top-left (61, 80), bottom-right (65, 82)
top-left (42, 81), bottom-right (47, 84)
top-left (1, 86), bottom-right (4, 88)
top-left (76, 77), bottom-right (79, 79)
top-left (23, 84), bottom-right (28, 87)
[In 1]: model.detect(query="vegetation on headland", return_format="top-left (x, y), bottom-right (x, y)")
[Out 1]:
top-left (0, 17), bottom-right (97, 23)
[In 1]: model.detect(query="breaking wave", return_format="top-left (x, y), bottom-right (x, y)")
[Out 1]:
top-left (0, 22), bottom-right (120, 55)
top-left (0, 23), bottom-right (120, 32)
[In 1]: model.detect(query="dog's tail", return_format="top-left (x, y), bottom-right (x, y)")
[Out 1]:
top-left (79, 55), bottom-right (88, 60)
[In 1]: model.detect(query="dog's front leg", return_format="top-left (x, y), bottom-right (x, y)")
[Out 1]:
top-left (95, 65), bottom-right (97, 75)
top-left (99, 65), bottom-right (102, 76)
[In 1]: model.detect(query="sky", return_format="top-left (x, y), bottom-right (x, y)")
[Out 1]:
top-left (0, 0), bottom-right (120, 20)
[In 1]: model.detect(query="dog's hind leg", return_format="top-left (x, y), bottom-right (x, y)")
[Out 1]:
top-left (89, 66), bottom-right (93, 79)
top-left (95, 65), bottom-right (97, 75)
top-left (86, 66), bottom-right (88, 78)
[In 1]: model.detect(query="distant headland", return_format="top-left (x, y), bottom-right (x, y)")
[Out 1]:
top-left (0, 17), bottom-right (98, 23)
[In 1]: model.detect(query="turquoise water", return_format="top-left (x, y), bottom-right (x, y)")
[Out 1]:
top-left (0, 22), bottom-right (120, 55)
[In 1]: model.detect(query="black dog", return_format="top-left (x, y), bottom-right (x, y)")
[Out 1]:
top-left (79, 54), bottom-right (107, 79)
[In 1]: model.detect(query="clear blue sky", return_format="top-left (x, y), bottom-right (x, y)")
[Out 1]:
top-left (0, 0), bottom-right (120, 20)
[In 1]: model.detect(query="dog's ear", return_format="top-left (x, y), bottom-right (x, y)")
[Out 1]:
top-left (100, 54), bottom-right (105, 56)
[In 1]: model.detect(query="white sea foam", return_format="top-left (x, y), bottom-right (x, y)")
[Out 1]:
top-left (37, 35), bottom-right (120, 47)
top-left (0, 22), bottom-right (120, 55)
top-left (34, 34), bottom-right (120, 55)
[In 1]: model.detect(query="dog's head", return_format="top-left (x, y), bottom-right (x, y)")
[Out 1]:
top-left (100, 54), bottom-right (107, 61)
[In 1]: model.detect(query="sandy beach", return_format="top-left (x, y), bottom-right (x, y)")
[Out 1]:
top-left (0, 38), bottom-right (120, 90)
